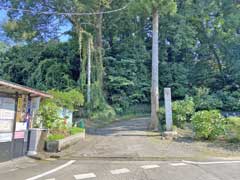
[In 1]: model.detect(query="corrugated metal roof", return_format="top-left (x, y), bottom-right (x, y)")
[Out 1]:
top-left (0, 79), bottom-right (52, 98)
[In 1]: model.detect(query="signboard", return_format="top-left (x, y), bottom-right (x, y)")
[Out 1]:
top-left (0, 133), bottom-right (12, 142)
top-left (15, 122), bottom-right (27, 131)
top-left (0, 98), bottom-right (15, 110)
top-left (0, 97), bottom-right (15, 132)
top-left (0, 120), bottom-right (12, 132)
top-left (0, 110), bottom-right (15, 120)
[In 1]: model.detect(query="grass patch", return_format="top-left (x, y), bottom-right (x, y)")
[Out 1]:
top-left (47, 134), bottom-right (65, 141)
top-left (69, 127), bottom-right (85, 135)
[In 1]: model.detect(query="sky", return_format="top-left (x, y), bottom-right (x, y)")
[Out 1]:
top-left (0, 9), bottom-right (70, 43)
top-left (0, 10), bottom-right (7, 23)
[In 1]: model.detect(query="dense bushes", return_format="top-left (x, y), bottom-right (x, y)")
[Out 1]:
top-left (91, 104), bottom-right (116, 122)
top-left (216, 91), bottom-right (240, 111)
top-left (172, 97), bottom-right (195, 128)
top-left (225, 117), bottom-right (240, 142)
top-left (159, 94), bottom-right (240, 141)
top-left (191, 110), bottom-right (226, 140)
top-left (193, 88), bottom-right (223, 111)
top-left (193, 88), bottom-right (240, 112)
top-left (158, 96), bottom-right (195, 129)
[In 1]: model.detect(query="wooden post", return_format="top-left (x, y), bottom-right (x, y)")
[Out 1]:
top-left (10, 92), bottom-right (18, 159)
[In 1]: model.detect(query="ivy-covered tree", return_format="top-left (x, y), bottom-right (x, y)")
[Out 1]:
top-left (2, 0), bottom-right (112, 108)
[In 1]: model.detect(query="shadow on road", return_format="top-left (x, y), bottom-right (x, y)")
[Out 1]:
top-left (86, 118), bottom-right (159, 137)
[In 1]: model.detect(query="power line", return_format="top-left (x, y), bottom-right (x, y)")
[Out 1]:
top-left (0, 2), bottom-right (130, 16)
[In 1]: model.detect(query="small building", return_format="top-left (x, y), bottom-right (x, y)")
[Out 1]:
top-left (59, 108), bottom-right (73, 127)
top-left (0, 79), bottom-right (51, 163)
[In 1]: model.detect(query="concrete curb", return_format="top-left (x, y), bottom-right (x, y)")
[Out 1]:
top-left (58, 132), bottom-right (85, 151)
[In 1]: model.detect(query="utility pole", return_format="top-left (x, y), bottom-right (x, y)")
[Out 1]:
top-left (87, 38), bottom-right (91, 104)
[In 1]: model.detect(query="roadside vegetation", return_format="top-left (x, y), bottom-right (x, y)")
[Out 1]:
top-left (36, 90), bottom-right (85, 141)
top-left (159, 92), bottom-right (240, 142)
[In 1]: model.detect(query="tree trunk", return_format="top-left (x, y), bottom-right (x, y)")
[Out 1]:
top-left (149, 7), bottom-right (159, 131)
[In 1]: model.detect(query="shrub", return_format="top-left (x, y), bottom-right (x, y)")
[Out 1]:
top-left (37, 89), bottom-right (84, 129)
top-left (158, 107), bottom-right (165, 122)
top-left (191, 110), bottom-right (226, 140)
top-left (38, 100), bottom-right (63, 129)
top-left (91, 104), bottom-right (116, 121)
top-left (225, 117), bottom-right (240, 142)
top-left (172, 96), bottom-right (195, 128)
top-left (158, 96), bottom-right (195, 128)
top-left (47, 134), bottom-right (65, 141)
top-left (158, 96), bottom-right (195, 129)
top-left (157, 107), bottom-right (166, 131)
top-left (69, 127), bottom-right (85, 135)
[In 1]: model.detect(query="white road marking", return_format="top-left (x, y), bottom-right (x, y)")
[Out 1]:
top-left (8, 168), bottom-right (18, 172)
top-left (170, 163), bottom-right (187, 166)
top-left (110, 168), bottom-right (130, 175)
top-left (141, 165), bottom-right (160, 169)
top-left (182, 160), bottom-right (240, 165)
top-left (74, 173), bottom-right (96, 179)
top-left (45, 179), bottom-right (55, 180)
top-left (25, 160), bottom-right (76, 180)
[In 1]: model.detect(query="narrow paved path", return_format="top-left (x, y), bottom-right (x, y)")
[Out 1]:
top-left (61, 117), bottom-right (164, 159)
top-left (60, 117), bottom-right (240, 160)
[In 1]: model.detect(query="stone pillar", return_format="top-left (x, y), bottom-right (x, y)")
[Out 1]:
top-left (164, 88), bottom-right (173, 131)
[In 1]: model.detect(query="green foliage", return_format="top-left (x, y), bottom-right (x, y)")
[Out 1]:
top-left (47, 134), bottom-right (65, 141)
top-left (157, 107), bottom-right (166, 131)
top-left (38, 89), bottom-right (84, 129)
top-left (0, 42), bottom-right (8, 53)
top-left (38, 100), bottom-right (63, 129)
top-left (160, 63), bottom-right (189, 99)
top-left (0, 42), bottom-right (79, 90)
top-left (133, 0), bottom-right (177, 15)
top-left (172, 96), bottom-right (195, 128)
top-left (158, 96), bottom-right (195, 129)
top-left (225, 117), bottom-right (240, 142)
top-left (69, 127), bottom-right (85, 135)
top-left (193, 88), bottom-right (223, 111)
top-left (49, 89), bottom-right (84, 111)
top-left (104, 38), bottom-right (150, 114)
top-left (216, 90), bottom-right (240, 111)
top-left (191, 110), bottom-right (226, 140)
top-left (91, 104), bottom-right (116, 121)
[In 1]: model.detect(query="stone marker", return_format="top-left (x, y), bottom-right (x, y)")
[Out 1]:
top-left (164, 88), bottom-right (173, 131)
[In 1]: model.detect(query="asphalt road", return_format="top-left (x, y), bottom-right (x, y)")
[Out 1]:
top-left (1, 158), bottom-right (240, 180)
top-left (0, 118), bottom-right (240, 180)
